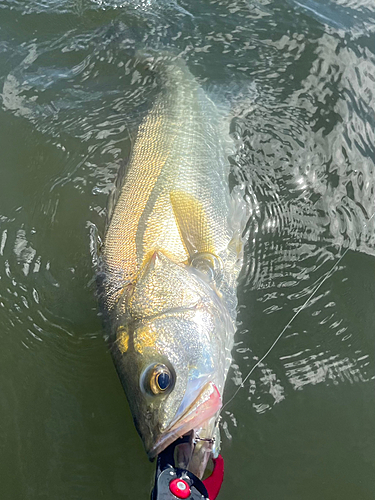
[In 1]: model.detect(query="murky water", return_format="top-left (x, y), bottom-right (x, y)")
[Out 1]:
top-left (1, 0), bottom-right (374, 498)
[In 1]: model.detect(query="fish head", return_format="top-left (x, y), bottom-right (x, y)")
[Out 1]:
top-left (111, 252), bottom-right (232, 473)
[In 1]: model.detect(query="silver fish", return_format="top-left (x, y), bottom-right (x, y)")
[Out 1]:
top-left (98, 54), bottom-right (246, 478)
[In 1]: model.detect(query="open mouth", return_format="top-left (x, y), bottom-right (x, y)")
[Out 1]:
top-left (148, 381), bottom-right (221, 459)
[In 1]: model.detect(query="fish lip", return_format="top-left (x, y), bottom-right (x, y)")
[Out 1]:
top-left (147, 382), bottom-right (221, 459)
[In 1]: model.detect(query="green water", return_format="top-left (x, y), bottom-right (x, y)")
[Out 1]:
top-left (0, 0), bottom-right (374, 498)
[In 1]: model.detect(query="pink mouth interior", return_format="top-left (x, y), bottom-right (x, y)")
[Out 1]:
top-left (148, 382), bottom-right (222, 459)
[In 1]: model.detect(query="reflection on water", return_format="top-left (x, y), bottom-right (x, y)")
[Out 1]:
top-left (0, 0), bottom-right (374, 498)
top-left (230, 14), bottom-right (375, 420)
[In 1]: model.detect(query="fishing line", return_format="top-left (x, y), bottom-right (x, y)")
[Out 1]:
top-left (220, 210), bottom-right (375, 414)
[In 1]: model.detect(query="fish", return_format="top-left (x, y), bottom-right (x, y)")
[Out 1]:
top-left (98, 53), bottom-right (247, 478)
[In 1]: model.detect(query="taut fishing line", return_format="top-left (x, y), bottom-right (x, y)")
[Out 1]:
top-left (220, 211), bottom-right (375, 415)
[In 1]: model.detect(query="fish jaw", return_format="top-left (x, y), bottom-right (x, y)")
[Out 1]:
top-left (147, 382), bottom-right (221, 460)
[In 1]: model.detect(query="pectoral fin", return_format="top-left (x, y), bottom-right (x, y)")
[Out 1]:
top-left (170, 190), bottom-right (214, 257)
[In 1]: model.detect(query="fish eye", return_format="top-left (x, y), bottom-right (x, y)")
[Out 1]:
top-left (149, 364), bottom-right (173, 395)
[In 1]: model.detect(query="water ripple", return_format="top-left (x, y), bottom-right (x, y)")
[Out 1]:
top-left (0, 2), bottom-right (374, 488)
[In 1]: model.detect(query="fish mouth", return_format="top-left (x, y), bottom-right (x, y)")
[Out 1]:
top-left (148, 382), bottom-right (221, 459)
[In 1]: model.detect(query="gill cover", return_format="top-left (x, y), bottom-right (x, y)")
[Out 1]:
top-left (110, 252), bottom-right (231, 459)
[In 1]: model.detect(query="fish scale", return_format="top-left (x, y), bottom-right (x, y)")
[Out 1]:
top-left (99, 55), bottom-right (246, 479)
top-left (102, 61), bottom-right (234, 306)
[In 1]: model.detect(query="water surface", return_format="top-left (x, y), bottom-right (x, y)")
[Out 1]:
top-left (0, 0), bottom-right (374, 498)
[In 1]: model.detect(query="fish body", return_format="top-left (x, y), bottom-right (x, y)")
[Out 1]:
top-left (99, 55), bottom-right (246, 477)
